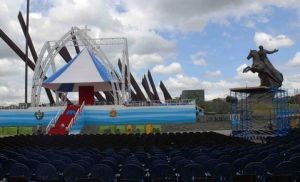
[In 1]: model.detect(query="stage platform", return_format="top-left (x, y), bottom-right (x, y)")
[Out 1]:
top-left (0, 104), bottom-right (197, 134)
top-left (230, 86), bottom-right (285, 93)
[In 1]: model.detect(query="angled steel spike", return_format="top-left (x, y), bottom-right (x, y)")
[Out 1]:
top-left (58, 46), bottom-right (72, 62)
top-left (18, 11), bottom-right (38, 63)
top-left (94, 91), bottom-right (106, 102)
top-left (72, 35), bottom-right (80, 54)
top-left (104, 91), bottom-right (114, 104)
top-left (130, 89), bottom-right (138, 101)
top-left (117, 59), bottom-right (146, 101)
top-left (147, 70), bottom-right (160, 101)
top-left (160, 81), bottom-right (172, 100)
top-left (142, 75), bottom-right (154, 101)
top-left (0, 29), bottom-right (35, 70)
top-left (131, 74), bottom-right (147, 101)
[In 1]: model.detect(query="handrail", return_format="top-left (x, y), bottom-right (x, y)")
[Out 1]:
top-left (93, 99), bottom-right (195, 106)
top-left (46, 102), bottom-right (67, 134)
top-left (0, 105), bottom-right (29, 110)
top-left (123, 99), bottom-right (195, 107)
top-left (66, 101), bottom-right (85, 132)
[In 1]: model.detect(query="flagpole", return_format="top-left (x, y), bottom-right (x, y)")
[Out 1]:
top-left (25, 0), bottom-right (30, 105)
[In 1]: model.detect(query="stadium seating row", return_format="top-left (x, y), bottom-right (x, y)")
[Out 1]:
top-left (0, 130), bottom-right (299, 181)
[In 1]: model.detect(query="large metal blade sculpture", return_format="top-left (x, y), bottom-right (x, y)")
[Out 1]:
top-left (118, 59), bottom-right (146, 101)
top-left (58, 46), bottom-right (72, 62)
top-left (94, 92), bottom-right (106, 102)
top-left (72, 35), bottom-right (80, 54)
top-left (142, 75), bottom-right (155, 101)
top-left (160, 81), bottom-right (172, 100)
top-left (104, 91), bottom-right (114, 104)
top-left (147, 70), bottom-right (160, 101)
top-left (18, 12), bottom-right (38, 63)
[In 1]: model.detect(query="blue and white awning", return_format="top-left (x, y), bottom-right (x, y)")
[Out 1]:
top-left (43, 48), bottom-right (111, 92)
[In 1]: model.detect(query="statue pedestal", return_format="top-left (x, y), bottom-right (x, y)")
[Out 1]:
top-left (230, 86), bottom-right (289, 138)
top-left (230, 86), bottom-right (271, 93)
top-left (230, 86), bottom-right (274, 104)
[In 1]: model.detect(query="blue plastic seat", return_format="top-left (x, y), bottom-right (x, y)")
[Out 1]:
top-left (175, 159), bottom-right (191, 172)
top-left (212, 163), bottom-right (235, 182)
top-left (120, 164), bottom-right (144, 181)
top-left (74, 160), bottom-right (91, 172)
top-left (150, 159), bottom-right (168, 170)
top-left (9, 163), bottom-right (31, 178)
top-left (193, 155), bottom-right (210, 164)
top-left (51, 160), bottom-right (66, 173)
top-left (206, 159), bottom-right (222, 173)
top-left (233, 158), bottom-right (249, 173)
top-left (180, 163), bottom-right (205, 182)
top-left (289, 156), bottom-right (300, 170)
top-left (26, 159), bottom-right (40, 173)
top-left (219, 155), bottom-right (234, 163)
top-left (151, 164), bottom-right (176, 181)
top-left (36, 163), bottom-right (59, 181)
top-left (90, 164), bottom-right (114, 182)
top-left (15, 156), bottom-right (28, 164)
top-left (261, 157), bottom-right (282, 173)
top-left (63, 163), bottom-right (86, 182)
top-left (3, 159), bottom-right (17, 174)
top-left (272, 161), bottom-right (298, 180)
top-left (0, 155), bottom-right (8, 163)
top-left (244, 162), bottom-right (268, 182)
top-left (81, 156), bottom-right (95, 166)
top-left (99, 159), bottom-right (118, 173)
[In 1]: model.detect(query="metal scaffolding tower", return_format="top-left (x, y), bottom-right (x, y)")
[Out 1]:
top-left (230, 87), bottom-right (290, 138)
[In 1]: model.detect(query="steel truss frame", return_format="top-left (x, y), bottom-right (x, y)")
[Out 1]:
top-left (31, 27), bottom-right (131, 106)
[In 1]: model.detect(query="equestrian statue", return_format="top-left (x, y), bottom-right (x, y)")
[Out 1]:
top-left (243, 45), bottom-right (283, 88)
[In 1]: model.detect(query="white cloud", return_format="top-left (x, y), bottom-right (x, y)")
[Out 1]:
top-left (192, 59), bottom-right (208, 66)
top-left (0, 58), bottom-right (32, 105)
top-left (164, 74), bottom-right (201, 95)
top-left (119, 0), bottom-right (300, 33)
top-left (130, 53), bottom-right (164, 70)
top-left (163, 74), bottom-right (240, 100)
top-left (282, 74), bottom-right (300, 92)
top-left (287, 52), bottom-right (300, 66)
top-left (0, 58), bottom-right (23, 76)
top-left (119, 1), bottom-right (259, 32)
top-left (152, 62), bottom-right (182, 75)
top-left (254, 32), bottom-right (294, 50)
top-left (191, 51), bottom-right (207, 66)
top-left (235, 64), bottom-right (260, 85)
top-left (1, 0), bottom-right (300, 104)
top-left (205, 70), bottom-right (222, 77)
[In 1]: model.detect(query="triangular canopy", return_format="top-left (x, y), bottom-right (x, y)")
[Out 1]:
top-left (43, 48), bottom-right (111, 92)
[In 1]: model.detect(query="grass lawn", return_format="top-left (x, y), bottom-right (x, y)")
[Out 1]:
top-left (0, 127), bottom-right (33, 135)
top-left (99, 124), bottom-right (161, 134)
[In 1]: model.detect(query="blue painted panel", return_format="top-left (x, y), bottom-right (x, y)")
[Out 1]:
top-left (0, 111), bottom-right (57, 126)
top-left (0, 106), bottom-right (196, 127)
top-left (83, 106), bottom-right (196, 125)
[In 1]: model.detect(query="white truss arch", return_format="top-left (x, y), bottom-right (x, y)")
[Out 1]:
top-left (31, 27), bottom-right (130, 106)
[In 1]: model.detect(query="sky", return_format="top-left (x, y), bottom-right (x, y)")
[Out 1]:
top-left (1, 0), bottom-right (300, 105)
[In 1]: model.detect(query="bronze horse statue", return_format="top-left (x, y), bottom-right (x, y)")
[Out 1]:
top-left (243, 48), bottom-right (283, 88)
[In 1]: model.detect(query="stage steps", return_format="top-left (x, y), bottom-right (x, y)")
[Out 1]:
top-left (48, 105), bottom-right (80, 135)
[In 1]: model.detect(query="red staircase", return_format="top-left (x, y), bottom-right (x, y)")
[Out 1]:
top-left (48, 105), bottom-right (80, 135)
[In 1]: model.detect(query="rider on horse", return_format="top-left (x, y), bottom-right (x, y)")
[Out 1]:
top-left (258, 45), bottom-right (278, 62)
top-left (243, 45), bottom-right (283, 88)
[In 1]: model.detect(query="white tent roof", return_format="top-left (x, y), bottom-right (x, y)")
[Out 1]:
top-left (43, 48), bottom-right (112, 92)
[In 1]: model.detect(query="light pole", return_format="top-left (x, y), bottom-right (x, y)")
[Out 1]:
top-left (25, 0), bottom-right (30, 105)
